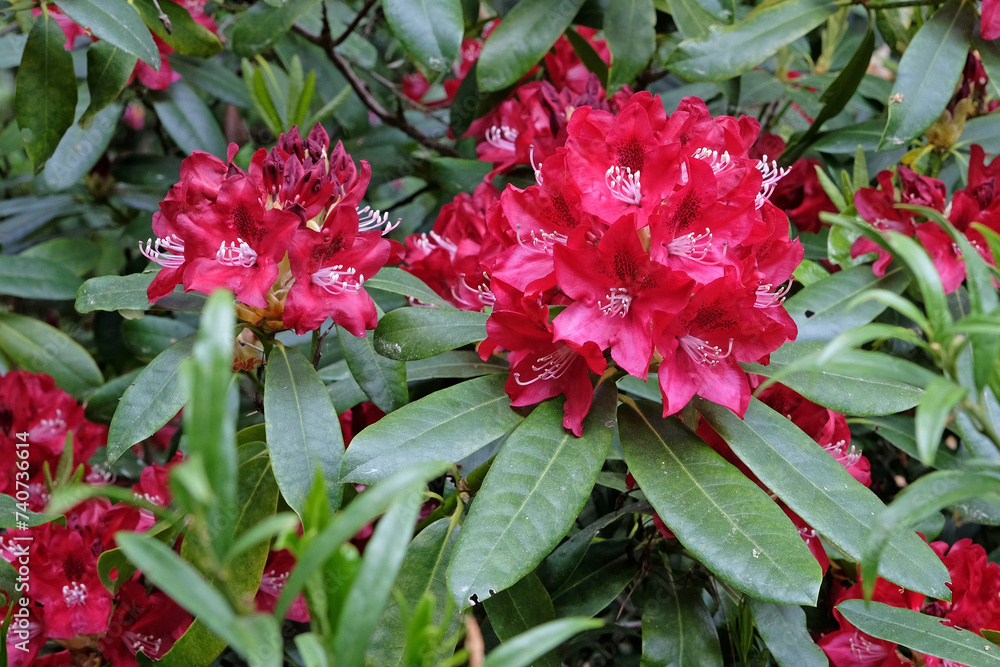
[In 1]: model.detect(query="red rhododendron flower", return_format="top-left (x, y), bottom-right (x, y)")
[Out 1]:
top-left (255, 549), bottom-right (311, 622)
top-left (98, 579), bottom-right (192, 665)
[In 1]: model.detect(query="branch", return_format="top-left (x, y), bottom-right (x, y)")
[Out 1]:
top-left (293, 17), bottom-right (462, 158)
top-left (331, 0), bottom-right (379, 47)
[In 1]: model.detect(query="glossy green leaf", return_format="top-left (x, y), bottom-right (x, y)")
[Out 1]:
top-left (482, 618), bottom-right (604, 667)
top-left (21, 238), bottom-right (100, 276)
top-left (406, 351), bottom-right (508, 382)
top-left (538, 506), bottom-right (636, 592)
top-left (879, 0), bottom-right (974, 149)
top-left (861, 470), bottom-right (1000, 599)
top-left (747, 598), bottom-right (827, 667)
top-left (620, 399), bottom-right (820, 605)
top-left (0, 558), bottom-right (16, 606)
top-left (107, 336), bottom-right (193, 463)
top-left (341, 374), bottom-right (522, 484)
top-left (697, 398), bottom-right (951, 600)
top-left (169, 55), bottom-right (252, 108)
top-left (15, 10), bottom-right (78, 168)
top-left (427, 157), bottom-right (493, 196)
top-left (885, 232), bottom-right (952, 335)
top-left (0, 33), bottom-right (27, 69)
top-left (383, 0), bottom-right (463, 75)
top-left (476, 0), bottom-right (588, 91)
top-left (743, 342), bottom-right (935, 416)
top-left (785, 265), bottom-right (909, 342)
top-left (374, 307), bottom-right (487, 361)
top-left (115, 533), bottom-right (283, 667)
top-left (641, 579), bottom-right (723, 667)
top-left (76, 273), bottom-right (155, 313)
top-left (134, 0), bottom-right (222, 57)
top-left (667, 0), bottom-right (839, 81)
top-left (264, 343), bottom-right (344, 518)
top-left (231, 0), bottom-right (323, 57)
top-left (550, 540), bottom-right (635, 618)
top-left (121, 316), bottom-right (195, 361)
top-left (0, 312), bottom-right (103, 400)
top-left (150, 81), bottom-right (227, 158)
top-left (605, 0), bottom-right (656, 89)
top-left (0, 494), bottom-right (59, 529)
top-left (915, 378), bottom-right (967, 465)
top-left (0, 256), bottom-right (81, 300)
top-left (338, 325), bottom-right (408, 413)
top-left (665, 0), bottom-right (724, 40)
top-left (332, 486), bottom-right (424, 666)
top-left (275, 461), bottom-right (448, 619)
top-left (82, 41), bottom-right (137, 124)
top-left (838, 600), bottom-right (1000, 666)
top-left (812, 120), bottom-right (885, 153)
top-left (55, 0), bottom-right (159, 67)
top-left (364, 267), bottom-right (452, 309)
top-left (368, 518), bottom-right (461, 667)
top-left (448, 381), bottom-right (618, 608)
top-left (42, 100), bottom-right (121, 192)
top-left (485, 572), bottom-right (559, 667)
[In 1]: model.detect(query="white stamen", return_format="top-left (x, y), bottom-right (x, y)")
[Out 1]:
top-left (312, 265), bottom-right (364, 295)
top-left (140, 235), bottom-right (185, 268)
top-left (260, 569), bottom-right (290, 596)
top-left (515, 224), bottom-right (568, 254)
top-left (485, 125), bottom-right (518, 152)
top-left (824, 439), bottom-right (863, 468)
top-left (692, 147), bottom-right (734, 174)
top-left (755, 155), bottom-right (790, 209)
top-left (124, 632), bottom-right (163, 657)
top-left (598, 287), bottom-right (632, 318)
top-left (451, 272), bottom-right (495, 309)
top-left (63, 582), bottom-right (88, 607)
top-left (30, 410), bottom-right (66, 442)
top-left (849, 630), bottom-right (888, 659)
top-left (530, 145), bottom-right (543, 185)
top-left (357, 205), bottom-right (401, 236)
top-left (606, 166), bottom-right (642, 205)
top-left (679, 335), bottom-right (734, 366)
top-left (755, 280), bottom-right (792, 308)
top-left (216, 238), bottom-right (258, 268)
top-left (514, 345), bottom-right (576, 385)
top-left (667, 228), bottom-right (714, 262)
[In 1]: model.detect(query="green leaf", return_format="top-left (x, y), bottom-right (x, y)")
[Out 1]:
top-left (338, 325), bottom-right (408, 413)
top-left (331, 486), bottom-right (424, 666)
top-left (121, 316), bottom-right (195, 361)
top-left (133, 0), bottom-right (222, 57)
top-left (54, 0), bottom-right (160, 68)
top-left (448, 381), bottom-right (618, 608)
top-left (537, 506), bottom-right (635, 592)
top-left (341, 374), bottom-right (523, 484)
top-left (667, 0), bottom-right (839, 81)
top-left (405, 351), bottom-right (508, 382)
top-left (42, 99), bottom-right (122, 192)
top-left (0, 558), bottom-right (16, 606)
top-left (231, 0), bottom-right (323, 57)
top-left (169, 55), bottom-right (252, 108)
top-left (550, 540), bottom-right (635, 618)
top-left (264, 343), bottom-right (344, 518)
top-left (0, 494), bottom-right (59, 529)
top-left (364, 267), bottom-right (453, 309)
top-left (743, 342), bottom-right (935, 416)
top-left (604, 0), bottom-right (657, 89)
top-left (275, 461), bottom-right (448, 618)
top-left (150, 81), bottom-right (228, 158)
top-left (838, 601), bottom-right (1000, 666)
top-left (0, 256), bottom-right (81, 300)
top-left (427, 157), bottom-right (493, 196)
top-left (368, 518), bottom-right (461, 667)
top-left (641, 579), bottom-right (723, 667)
top-left (106, 335), bottom-right (193, 463)
top-left (15, 10), bottom-right (78, 169)
top-left (885, 232), bottom-right (952, 335)
top-left (383, 0), bottom-right (463, 75)
top-left (76, 273), bottom-right (155, 313)
top-left (482, 618), bottom-right (604, 667)
top-left (21, 238), bottom-right (101, 276)
top-left (476, 0), bottom-right (588, 91)
top-left (564, 27), bottom-right (609, 87)
top-left (0, 312), bottom-right (103, 399)
top-left (82, 42), bottom-right (137, 124)
top-left (785, 265), bottom-right (910, 342)
top-left (484, 573), bottom-right (559, 667)
top-left (747, 598), bottom-right (827, 667)
top-left (812, 120), bottom-right (885, 154)
top-left (374, 307), bottom-right (488, 361)
top-left (696, 398), bottom-right (951, 600)
top-left (879, 0), bottom-right (975, 149)
top-left (665, 0), bottom-right (725, 40)
top-left (620, 400), bottom-right (820, 605)
top-left (449, 61), bottom-right (513, 137)
top-left (976, 35), bottom-right (1000, 102)
top-left (914, 378), bottom-right (967, 465)
top-left (115, 533), bottom-right (283, 667)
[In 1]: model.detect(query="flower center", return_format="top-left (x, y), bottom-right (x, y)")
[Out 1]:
top-left (124, 632), bottom-right (164, 657)
top-left (140, 235), bottom-right (186, 269)
top-left (755, 156), bottom-right (790, 209)
top-left (514, 345), bottom-right (576, 385)
top-left (485, 125), bottom-right (518, 152)
top-left (605, 166), bottom-right (642, 205)
top-left (692, 147), bottom-right (734, 174)
top-left (312, 265), bottom-right (364, 295)
top-left (216, 238), bottom-right (258, 268)
top-left (823, 439), bottom-right (863, 468)
top-left (754, 281), bottom-right (791, 308)
top-left (30, 410), bottom-right (66, 442)
top-left (667, 228), bottom-right (714, 262)
top-left (599, 287), bottom-right (633, 318)
top-left (679, 335), bottom-right (733, 366)
top-left (63, 582), bottom-right (89, 607)
top-left (357, 205), bottom-right (401, 235)
top-left (515, 224), bottom-right (568, 254)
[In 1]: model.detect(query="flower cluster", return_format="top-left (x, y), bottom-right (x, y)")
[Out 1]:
top-left (37, 1), bottom-right (218, 91)
top-left (852, 146), bottom-right (1000, 293)
top-left (750, 133), bottom-right (837, 234)
top-left (142, 124), bottom-right (400, 336)
top-left (458, 92), bottom-right (804, 434)
top-left (820, 538), bottom-right (1000, 666)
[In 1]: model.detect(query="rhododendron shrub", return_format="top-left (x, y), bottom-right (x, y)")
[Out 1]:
top-left (6, 0), bottom-right (1000, 665)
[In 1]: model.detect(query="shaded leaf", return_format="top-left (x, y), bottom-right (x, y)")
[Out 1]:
top-left (747, 598), bottom-right (827, 667)
top-left (150, 81), bottom-right (227, 158)
top-left (338, 325), bottom-right (408, 413)
top-left (641, 579), bottom-right (723, 667)
top-left (0, 256), bottom-right (81, 300)
top-left (54, 0), bottom-right (159, 67)
top-left (605, 0), bottom-right (657, 89)
top-left (0, 312), bottom-right (103, 400)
